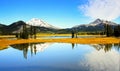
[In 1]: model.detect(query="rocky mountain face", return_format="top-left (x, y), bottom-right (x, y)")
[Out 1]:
top-left (0, 19), bottom-right (59, 34)
top-left (0, 21), bottom-right (27, 34)
top-left (8, 21), bottom-right (27, 33)
top-left (0, 24), bottom-right (7, 34)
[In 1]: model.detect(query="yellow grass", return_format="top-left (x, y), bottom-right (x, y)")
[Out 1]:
top-left (0, 35), bottom-right (15, 38)
top-left (0, 37), bottom-right (120, 50)
top-left (0, 34), bottom-right (104, 38)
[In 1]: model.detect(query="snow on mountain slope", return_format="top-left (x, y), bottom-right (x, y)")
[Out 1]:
top-left (89, 19), bottom-right (116, 26)
top-left (73, 19), bottom-right (117, 28)
top-left (27, 18), bottom-right (59, 29)
top-left (28, 43), bottom-right (52, 53)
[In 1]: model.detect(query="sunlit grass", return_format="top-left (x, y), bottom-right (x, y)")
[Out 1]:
top-left (0, 37), bottom-right (120, 50)
top-left (0, 34), bottom-right (104, 38)
top-left (0, 35), bottom-right (15, 38)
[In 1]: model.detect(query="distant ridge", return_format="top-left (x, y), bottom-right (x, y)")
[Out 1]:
top-left (0, 18), bottom-right (118, 34)
top-left (72, 19), bottom-right (117, 32)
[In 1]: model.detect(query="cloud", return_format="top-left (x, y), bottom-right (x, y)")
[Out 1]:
top-left (79, 0), bottom-right (120, 21)
top-left (80, 49), bottom-right (119, 71)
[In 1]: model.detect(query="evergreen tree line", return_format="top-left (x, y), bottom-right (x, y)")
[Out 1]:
top-left (71, 24), bottom-right (120, 38)
top-left (104, 24), bottom-right (120, 37)
top-left (16, 24), bottom-right (36, 39)
top-left (16, 23), bottom-right (120, 39)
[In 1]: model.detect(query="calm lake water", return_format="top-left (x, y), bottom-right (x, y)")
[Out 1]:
top-left (0, 43), bottom-right (120, 71)
top-left (37, 35), bottom-right (103, 39)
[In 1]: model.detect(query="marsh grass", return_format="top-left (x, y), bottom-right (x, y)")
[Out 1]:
top-left (0, 37), bottom-right (120, 50)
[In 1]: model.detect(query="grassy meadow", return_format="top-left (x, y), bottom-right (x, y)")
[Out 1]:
top-left (0, 33), bottom-right (120, 50)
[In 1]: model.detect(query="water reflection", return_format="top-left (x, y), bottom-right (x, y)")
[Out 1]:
top-left (0, 42), bottom-right (120, 71)
top-left (81, 44), bottom-right (120, 71)
top-left (11, 43), bottom-right (52, 59)
top-left (10, 43), bottom-right (120, 59)
top-left (72, 43), bottom-right (75, 49)
top-left (0, 46), bottom-right (8, 51)
top-left (91, 44), bottom-right (120, 52)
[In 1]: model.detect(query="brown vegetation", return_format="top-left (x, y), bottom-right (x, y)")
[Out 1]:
top-left (0, 37), bottom-right (120, 49)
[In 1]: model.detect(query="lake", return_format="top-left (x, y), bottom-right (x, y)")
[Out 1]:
top-left (0, 43), bottom-right (120, 71)
top-left (37, 35), bottom-right (104, 39)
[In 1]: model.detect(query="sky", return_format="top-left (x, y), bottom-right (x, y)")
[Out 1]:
top-left (0, 0), bottom-right (120, 28)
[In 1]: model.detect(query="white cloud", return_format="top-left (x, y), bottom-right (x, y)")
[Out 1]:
top-left (79, 0), bottom-right (120, 21)
top-left (80, 49), bottom-right (120, 71)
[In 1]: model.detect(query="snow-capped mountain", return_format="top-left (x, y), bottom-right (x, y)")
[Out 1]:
top-left (72, 19), bottom-right (117, 32)
top-left (27, 18), bottom-right (59, 29)
top-left (28, 43), bottom-right (52, 53)
top-left (89, 19), bottom-right (116, 26)
top-left (0, 18), bottom-right (118, 34)
top-left (73, 19), bottom-right (116, 28)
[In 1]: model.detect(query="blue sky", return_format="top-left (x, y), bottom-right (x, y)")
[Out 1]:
top-left (0, 0), bottom-right (120, 28)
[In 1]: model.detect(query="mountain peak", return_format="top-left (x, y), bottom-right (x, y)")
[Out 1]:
top-left (90, 18), bottom-right (103, 25)
top-left (26, 18), bottom-right (59, 29)
top-left (95, 18), bottom-right (102, 22)
top-left (31, 18), bottom-right (39, 20)
top-left (89, 18), bottom-right (117, 26)
top-left (27, 18), bottom-right (46, 26)
top-left (30, 18), bottom-right (44, 23)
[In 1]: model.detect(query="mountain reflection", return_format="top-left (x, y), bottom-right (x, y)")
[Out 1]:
top-left (71, 43), bottom-right (120, 52)
top-left (11, 43), bottom-right (52, 59)
top-left (10, 43), bottom-right (120, 59)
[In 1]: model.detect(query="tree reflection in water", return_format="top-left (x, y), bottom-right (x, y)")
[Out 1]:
top-left (91, 43), bottom-right (120, 52)
top-left (10, 43), bottom-right (120, 59)
top-left (11, 43), bottom-right (52, 59)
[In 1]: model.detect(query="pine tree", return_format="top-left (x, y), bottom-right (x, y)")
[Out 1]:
top-left (30, 26), bottom-right (33, 38)
top-left (114, 25), bottom-right (120, 37)
top-left (21, 24), bottom-right (29, 39)
top-left (104, 24), bottom-right (113, 37)
top-left (33, 26), bottom-right (36, 39)
top-left (71, 30), bottom-right (74, 38)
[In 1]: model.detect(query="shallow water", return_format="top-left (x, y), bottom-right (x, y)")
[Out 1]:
top-left (0, 43), bottom-right (120, 71)
top-left (37, 35), bottom-right (103, 39)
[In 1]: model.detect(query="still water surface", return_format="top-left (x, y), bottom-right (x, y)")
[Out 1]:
top-left (0, 43), bottom-right (120, 71)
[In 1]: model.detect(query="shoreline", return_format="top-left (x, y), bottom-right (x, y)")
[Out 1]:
top-left (0, 37), bottom-right (120, 48)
